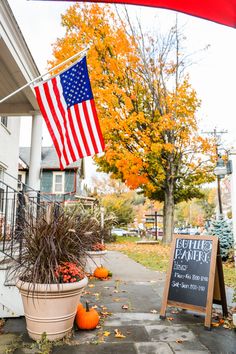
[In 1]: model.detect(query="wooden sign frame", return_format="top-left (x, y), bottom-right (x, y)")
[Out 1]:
top-left (160, 235), bottom-right (227, 329)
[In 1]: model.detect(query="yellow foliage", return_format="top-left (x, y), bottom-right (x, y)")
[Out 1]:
top-left (49, 3), bottom-right (215, 200)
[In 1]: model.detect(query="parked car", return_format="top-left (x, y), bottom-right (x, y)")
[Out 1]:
top-left (127, 228), bottom-right (139, 236)
top-left (189, 227), bottom-right (200, 235)
top-left (174, 227), bottom-right (200, 235)
top-left (111, 228), bottom-right (127, 237)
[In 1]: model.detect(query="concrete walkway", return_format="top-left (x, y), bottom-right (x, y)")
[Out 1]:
top-left (1, 251), bottom-right (235, 353)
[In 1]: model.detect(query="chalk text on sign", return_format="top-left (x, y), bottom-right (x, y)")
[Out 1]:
top-left (174, 239), bottom-right (212, 263)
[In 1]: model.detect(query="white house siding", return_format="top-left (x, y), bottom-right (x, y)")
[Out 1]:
top-left (0, 117), bottom-right (21, 189)
top-left (0, 0), bottom-right (41, 190)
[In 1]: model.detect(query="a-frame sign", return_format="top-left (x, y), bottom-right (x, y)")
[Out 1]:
top-left (160, 235), bottom-right (227, 329)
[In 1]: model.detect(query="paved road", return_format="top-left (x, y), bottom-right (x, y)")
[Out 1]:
top-left (1, 251), bottom-right (235, 353)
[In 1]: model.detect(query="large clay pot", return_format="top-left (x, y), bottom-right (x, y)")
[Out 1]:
top-left (83, 250), bottom-right (107, 274)
top-left (16, 277), bottom-right (88, 341)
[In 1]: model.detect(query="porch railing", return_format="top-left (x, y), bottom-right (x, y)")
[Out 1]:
top-left (0, 172), bottom-right (61, 263)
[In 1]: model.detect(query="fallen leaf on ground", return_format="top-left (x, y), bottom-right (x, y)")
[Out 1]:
top-left (150, 309), bottom-right (158, 314)
top-left (100, 311), bottom-right (112, 317)
top-left (113, 298), bottom-right (121, 302)
top-left (167, 317), bottom-right (174, 321)
top-left (176, 339), bottom-right (183, 343)
top-left (103, 331), bottom-right (111, 337)
top-left (93, 293), bottom-right (100, 297)
top-left (114, 329), bottom-right (126, 338)
top-left (113, 289), bottom-right (119, 293)
top-left (122, 304), bottom-right (129, 310)
top-left (92, 305), bottom-right (98, 309)
top-left (96, 325), bottom-right (101, 329)
top-left (223, 320), bottom-right (234, 329)
top-left (211, 322), bottom-right (220, 327)
top-left (88, 284), bottom-right (95, 288)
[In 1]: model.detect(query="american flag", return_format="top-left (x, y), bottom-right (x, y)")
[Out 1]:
top-left (34, 56), bottom-right (105, 170)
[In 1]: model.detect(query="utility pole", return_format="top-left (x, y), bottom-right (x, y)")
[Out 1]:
top-left (202, 128), bottom-right (228, 217)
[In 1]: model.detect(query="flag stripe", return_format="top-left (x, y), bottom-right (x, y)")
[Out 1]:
top-left (52, 77), bottom-right (76, 162)
top-left (38, 84), bottom-right (67, 169)
top-left (43, 82), bottom-right (70, 166)
top-left (78, 103), bottom-right (95, 155)
top-left (67, 108), bottom-right (84, 158)
top-left (74, 104), bottom-right (91, 156)
top-left (82, 101), bottom-right (99, 153)
top-left (56, 78), bottom-right (80, 161)
top-left (90, 99), bottom-right (105, 150)
top-left (34, 85), bottom-right (65, 169)
top-left (86, 100), bottom-right (104, 152)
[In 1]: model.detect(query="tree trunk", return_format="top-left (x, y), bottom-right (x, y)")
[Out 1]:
top-left (163, 184), bottom-right (175, 244)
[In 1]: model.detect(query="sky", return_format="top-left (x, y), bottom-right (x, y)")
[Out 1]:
top-left (8, 0), bottom-right (236, 151)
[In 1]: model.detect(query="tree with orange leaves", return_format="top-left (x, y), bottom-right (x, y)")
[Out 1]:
top-left (50, 4), bottom-right (215, 243)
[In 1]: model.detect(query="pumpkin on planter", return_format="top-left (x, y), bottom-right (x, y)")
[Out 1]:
top-left (76, 302), bottom-right (99, 330)
top-left (93, 265), bottom-right (109, 279)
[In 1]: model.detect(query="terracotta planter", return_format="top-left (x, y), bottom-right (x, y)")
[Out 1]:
top-left (83, 250), bottom-right (107, 274)
top-left (16, 277), bottom-right (88, 341)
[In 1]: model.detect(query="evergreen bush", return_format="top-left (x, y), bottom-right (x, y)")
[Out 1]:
top-left (209, 216), bottom-right (234, 260)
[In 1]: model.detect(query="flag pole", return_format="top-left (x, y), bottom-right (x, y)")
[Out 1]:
top-left (0, 46), bottom-right (89, 104)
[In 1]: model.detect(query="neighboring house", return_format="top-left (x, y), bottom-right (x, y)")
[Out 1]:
top-left (19, 146), bottom-right (87, 203)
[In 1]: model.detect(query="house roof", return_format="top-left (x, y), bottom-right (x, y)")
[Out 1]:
top-left (19, 147), bottom-right (82, 170)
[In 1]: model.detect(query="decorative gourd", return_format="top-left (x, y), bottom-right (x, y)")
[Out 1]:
top-left (76, 302), bottom-right (99, 330)
top-left (93, 265), bottom-right (109, 279)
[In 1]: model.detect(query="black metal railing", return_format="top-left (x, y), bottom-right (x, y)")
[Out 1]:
top-left (0, 172), bottom-right (61, 264)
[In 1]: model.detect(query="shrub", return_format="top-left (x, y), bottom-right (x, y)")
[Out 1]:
top-left (209, 216), bottom-right (234, 260)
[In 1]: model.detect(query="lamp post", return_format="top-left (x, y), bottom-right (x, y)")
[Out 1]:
top-left (213, 155), bottom-right (232, 216)
top-left (213, 156), bottom-right (228, 216)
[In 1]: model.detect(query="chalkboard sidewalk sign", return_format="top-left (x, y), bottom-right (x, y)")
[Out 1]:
top-left (160, 235), bottom-right (227, 329)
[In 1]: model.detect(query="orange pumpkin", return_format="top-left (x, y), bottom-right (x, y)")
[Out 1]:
top-left (76, 302), bottom-right (99, 330)
top-left (76, 302), bottom-right (85, 323)
top-left (93, 265), bottom-right (109, 279)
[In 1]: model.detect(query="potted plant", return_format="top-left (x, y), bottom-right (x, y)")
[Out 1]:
top-left (11, 204), bottom-right (89, 341)
top-left (84, 238), bottom-right (107, 274)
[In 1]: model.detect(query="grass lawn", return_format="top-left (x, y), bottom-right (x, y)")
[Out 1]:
top-left (107, 237), bottom-right (236, 288)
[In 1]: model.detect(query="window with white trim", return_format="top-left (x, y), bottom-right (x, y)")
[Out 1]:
top-left (52, 172), bottom-right (65, 194)
top-left (17, 172), bottom-right (26, 191)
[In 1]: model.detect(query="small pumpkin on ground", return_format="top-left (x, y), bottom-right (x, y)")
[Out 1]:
top-left (93, 265), bottom-right (109, 279)
top-left (76, 301), bottom-right (99, 330)
top-left (76, 302), bottom-right (85, 323)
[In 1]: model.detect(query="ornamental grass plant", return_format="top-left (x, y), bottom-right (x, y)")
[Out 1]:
top-left (11, 204), bottom-right (89, 285)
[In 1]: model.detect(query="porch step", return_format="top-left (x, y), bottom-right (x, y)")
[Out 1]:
top-left (0, 255), bottom-right (24, 317)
